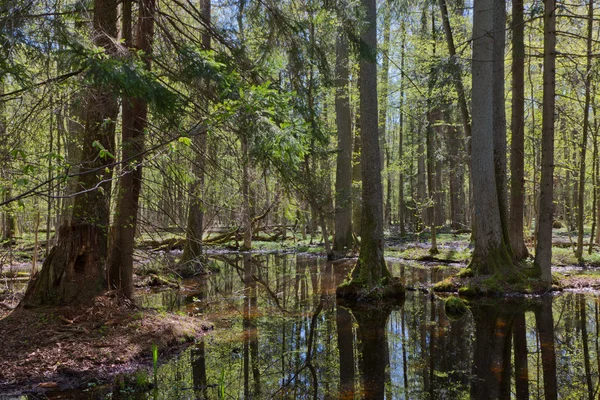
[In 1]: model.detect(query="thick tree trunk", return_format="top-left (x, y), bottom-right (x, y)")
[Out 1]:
top-left (23, 0), bottom-right (119, 306)
top-left (534, 0), bottom-right (556, 283)
top-left (470, 0), bottom-right (512, 274)
top-left (107, 0), bottom-right (155, 298)
top-left (333, 32), bottom-right (353, 252)
top-left (353, 0), bottom-right (390, 286)
top-left (576, 0), bottom-right (594, 261)
top-left (181, 0), bottom-right (211, 267)
top-left (493, 0), bottom-right (510, 249)
top-left (510, 0), bottom-right (529, 259)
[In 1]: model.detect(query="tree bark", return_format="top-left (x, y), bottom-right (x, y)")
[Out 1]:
top-left (107, 0), bottom-right (155, 298)
top-left (510, 0), bottom-right (529, 259)
top-left (493, 0), bottom-right (510, 249)
top-left (353, 0), bottom-right (390, 286)
top-left (576, 0), bottom-right (594, 261)
top-left (534, 0), bottom-right (556, 283)
top-left (333, 31), bottom-right (353, 252)
top-left (397, 22), bottom-right (406, 236)
top-left (380, 0), bottom-right (392, 228)
top-left (470, 0), bottom-right (512, 274)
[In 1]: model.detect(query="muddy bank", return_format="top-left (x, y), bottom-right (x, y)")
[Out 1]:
top-left (0, 293), bottom-right (212, 396)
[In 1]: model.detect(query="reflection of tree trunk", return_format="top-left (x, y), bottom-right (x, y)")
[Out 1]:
top-left (192, 341), bottom-right (208, 399)
top-left (242, 254), bottom-right (253, 397)
top-left (401, 309), bottom-right (408, 391)
top-left (351, 306), bottom-right (392, 400)
top-left (336, 306), bottom-right (355, 397)
top-left (513, 311), bottom-right (529, 400)
top-left (535, 296), bottom-right (557, 400)
top-left (470, 302), bottom-right (515, 399)
top-left (579, 295), bottom-right (594, 399)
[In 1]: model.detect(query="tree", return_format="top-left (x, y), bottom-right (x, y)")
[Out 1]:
top-left (23, 0), bottom-right (119, 306)
top-left (107, 0), bottom-right (155, 298)
top-left (509, 0), bottom-right (529, 260)
top-left (337, 0), bottom-right (402, 299)
top-left (180, 0), bottom-right (211, 268)
top-left (534, 0), bottom-right (556, 283)
top-left (333, 30), bottom-right (353, 253)
top-left (469, 0), bottom-right (513, 274)
top-left (575, 0), bottom-right (594, 262)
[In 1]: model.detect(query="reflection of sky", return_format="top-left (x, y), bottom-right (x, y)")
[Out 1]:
top-left (129, 254), bottom-right (600, 399)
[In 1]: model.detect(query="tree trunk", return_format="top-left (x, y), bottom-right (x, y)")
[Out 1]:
top-left (469, 0), bottom-right (513, 274)
top-left (0, 79), bottom-right (15, 243)
top-left (397, 22), bottom-right (406, 236)
top-left (437, 0), bottom-right (472, 156)
top-left (380, 0), bottom-right (392, 228)
top-left (333, 31), bottom-right (353, 252)
top-left (241, 134), bottom-right (252, 250)
top-left (181, 0), bottom-right (211, 267)
top-left (427, 8), bottom-right (439, 254)
top-left (352, 83), bottom-right (362, 238)
top-left (23, 0), bottom-right (119, 306)
top-left (534, 0), bottom-right (556, 283)
top-left (339, 0), bottom-right (395, 294)
top-left (493, 0), bottom-right (510, 249)
top-left (107, 0), bottom-right (155, 298)
top-left (576, 0), bottom-right (594, 261)
top-left (510, 0), bottom-right (529, 259)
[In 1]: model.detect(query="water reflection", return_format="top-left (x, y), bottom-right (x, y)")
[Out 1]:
top-left (49, 254), bottom-right (600, 399)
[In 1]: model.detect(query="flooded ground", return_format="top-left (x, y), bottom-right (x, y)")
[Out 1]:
top-left (11, 253), bottom-right (600, 399)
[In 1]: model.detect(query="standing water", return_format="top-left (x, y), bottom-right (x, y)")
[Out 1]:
top-left (31, 253), bottom-right (600, 398)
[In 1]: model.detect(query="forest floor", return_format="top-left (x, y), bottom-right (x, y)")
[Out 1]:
top-left (0, 292), bottom-right (212, 396)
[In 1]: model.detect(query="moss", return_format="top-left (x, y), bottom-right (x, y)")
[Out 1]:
top-left (433, 278), bottom-right (456, 292)
top-left (444, 296), bottom-right (468, 320)
top-left (336, 276), bottom-right (405, 301)
top-left (456, 268), bottom-right (474, 278)
top-left (458, 286), bottom-right (478, 297)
